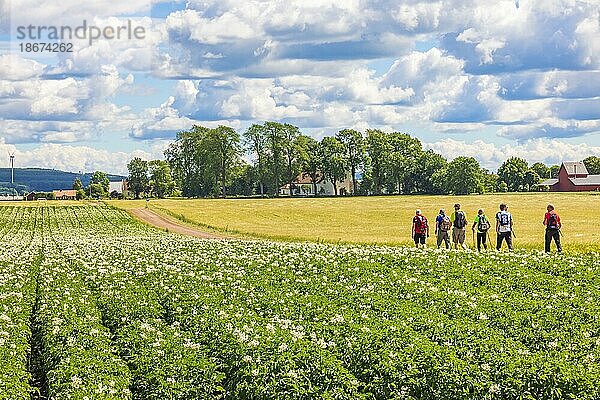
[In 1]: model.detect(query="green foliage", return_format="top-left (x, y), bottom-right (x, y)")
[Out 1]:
top-left (498, 157), bottom-right (529, 192)
top-left (319, 136), bottom-right (347, 195)
top-left (91, 171), bottom-right (110, 193)
top-left (583, 156), bottom-right (600, 175)
top-left (149, 160), bottom-right (175, 198)
top-left (531, 162), bottom-right (551, 180)
top-left (4, 205), bottom-right (600, 399)
top-left (365, 129), bottom-right (393, 195)
top-left (445, 156), bottom-right (483, 195)
top-left (166, 125), bottom-right (243, 197)
top-left (72, 177), bottom-right (83, 191)
top-left (336, 129), bottom-right (366, 194)
top-left (128, 158), bottom-right (149, 199)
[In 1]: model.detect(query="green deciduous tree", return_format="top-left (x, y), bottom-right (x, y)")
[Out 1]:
top-left (446, 156), bottom-right (483, 195)
top-left (72, 177), bottom-right (83, 191)
top-left (148, 160), bottom-right (175, 198)
top-left (584, 156), bottom-right (600, 175)
top-left (296, 135), bottom-right (322, 196)
top-left (320, 136), bottom-right (347, 196)
top-left (524, 169), bottom-right (541, 191)
top-left (244, 124), bottom-right (268, 196)
top-left (127, 157), bottom-right (149, 199)
top-left (531, 162), bottom-right (551, 180)
top-left (165, 125), bottom-right (242, 197)
top-left (497, 157), bottom-right (528, 192)
top-left (365, 129), bottom-right (392, 195)
top-left (336, 129), bottom-right (365, 195)
top-left (207, 126), bottom-right (242, 197)
top-left (387, 132), bottom-right (422, 194)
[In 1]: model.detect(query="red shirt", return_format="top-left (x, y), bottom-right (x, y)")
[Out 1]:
top-left (544, 212), bottom-right (561, 229)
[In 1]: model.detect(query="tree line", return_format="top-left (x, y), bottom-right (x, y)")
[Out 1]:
top-left (126, 122), bottom-right (600, 198)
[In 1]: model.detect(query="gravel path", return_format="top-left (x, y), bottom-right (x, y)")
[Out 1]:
top-left (129, 208), bottom-right (227, 239)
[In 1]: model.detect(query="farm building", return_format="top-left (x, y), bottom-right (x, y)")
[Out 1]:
top-left (540, 161), bottom-right (600, 192)
top-left (53, 189), bottom-right (77, 200)
top-left (109, 180), bottom-right (128, 194)
top-left (279, 172), bottom-right (354, 196)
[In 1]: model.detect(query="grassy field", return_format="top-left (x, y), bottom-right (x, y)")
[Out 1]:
top-left (114, 192), bottom-right (600, 251)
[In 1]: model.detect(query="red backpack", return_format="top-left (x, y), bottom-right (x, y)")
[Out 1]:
top-left (414, 215), bottom-right (428, 234)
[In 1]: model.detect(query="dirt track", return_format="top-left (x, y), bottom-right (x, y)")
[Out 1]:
top-left (129, 208), bottom-right (227, 239)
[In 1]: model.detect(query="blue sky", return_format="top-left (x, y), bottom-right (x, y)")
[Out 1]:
top-left (0, 0), bottom-right (599, 174)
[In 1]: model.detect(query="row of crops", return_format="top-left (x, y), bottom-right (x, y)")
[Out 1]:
top-left (1, 204), bottom-right (600, 399)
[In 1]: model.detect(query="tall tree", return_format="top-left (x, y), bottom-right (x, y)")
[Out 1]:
top-left (413, 150), bottom-right (447, 194)
top-left (282, 124), bottom-right (301, 196)
top-left (296, 135), bottom-right (322, 196)
top-left (387, 132), bottom-right (422, 194)
top-left (165, 126), bottom-right (211, 197)
top-left (264, 122), bottom-right (286, 196)
top-left (524, 169), bottom-right (541, 191)
top-left (584, 156), bottom-right (600, 175)
top-left (127, 157), bottom-right (149, 199)
top-left (320, 136), bottom-right (347, 196)
top-left (481, 169), bottom-right (499, 194)
top-left (148, 160), bottom-right (175, 198)
top-left (531, 162), bottom-right (551, 180)
top-left (90, 171), bottom-right (110, 195)
top-left (336, 129), bottom-right (365, 195)
top-left (208, 125), bottom-right (241, 197)
top-left (244, 124), bottom-right (268, 196)
top-left (365, 129), bottom-right (392, 195)
top-left (72, 177), bottom-right (83, 191)
top-left (446, 157), bottom-right (483, 195)
top-left (497, 157), bottom-right (528, 192)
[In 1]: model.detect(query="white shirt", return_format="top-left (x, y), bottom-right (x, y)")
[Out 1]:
top-left (496, 211), bottom-right (512, 233)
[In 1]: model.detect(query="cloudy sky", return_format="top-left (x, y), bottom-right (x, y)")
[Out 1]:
top-left (0, 0), bottom-right (599, 174)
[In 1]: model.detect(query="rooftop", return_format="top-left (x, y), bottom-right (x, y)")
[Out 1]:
top-left (562, 161), bottom-right (589, 176)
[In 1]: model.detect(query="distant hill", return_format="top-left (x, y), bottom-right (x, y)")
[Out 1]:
top-left (0, 168), bottom-right (126, 194)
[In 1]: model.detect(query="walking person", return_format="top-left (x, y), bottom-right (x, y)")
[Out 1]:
top-left (450, 203), bottom-right (468, 250)
top-left (495, 203), bottom-right (513, 251)
top-left (543, 204), bottom-right (563, 254)
top-left (471, 209), bottom-right (491, 252)
top-left (412, 209), bottom-right (429, 248)
top-left (435, 209), bottom-right (451, 249)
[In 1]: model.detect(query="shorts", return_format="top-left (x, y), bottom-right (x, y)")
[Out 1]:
top-left (452, 228), bottom-right (466, 244)
top-left (413, 233), bottom-right (426, 244)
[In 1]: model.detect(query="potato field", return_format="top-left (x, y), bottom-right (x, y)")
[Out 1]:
top-left (1, 204), bottom-right (600, 399)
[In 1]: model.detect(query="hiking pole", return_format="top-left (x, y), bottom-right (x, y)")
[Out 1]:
top-left (472, 229), bottom-right (476, 249)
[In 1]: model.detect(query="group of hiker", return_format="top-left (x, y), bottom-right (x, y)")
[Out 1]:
top-left (411, 203), bottom-right (563, 253)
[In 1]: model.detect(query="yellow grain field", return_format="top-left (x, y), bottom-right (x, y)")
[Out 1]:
top-left (114, 193), bottom-right (600, 252)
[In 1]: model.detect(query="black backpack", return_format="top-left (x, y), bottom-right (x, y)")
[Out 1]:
top-left (478, 215), bottom-right (491, 231)
top-left (548, 213), bottom-right (559, 229)
top-left (454, 211), bottom-right (466, 229)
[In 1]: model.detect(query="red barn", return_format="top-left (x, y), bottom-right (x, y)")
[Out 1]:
top-left (540, 161), bottom-right (600, 192)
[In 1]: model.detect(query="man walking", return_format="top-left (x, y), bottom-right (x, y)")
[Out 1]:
top-left (471, 209), bottom-right (491, 252)
top-left (450, 203), bottom-right (468, 250)
top-left (543, 204), bottom-right (562, 254)
top-left (495, 203), bottom-right (513, 251)
top-left (435, 209), bottom-right (451, 249)
top-left (412, 209), bottom-right (429, 248)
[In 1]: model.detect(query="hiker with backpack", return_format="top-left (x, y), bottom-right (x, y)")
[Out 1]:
top-left (435, 209), bottom-right (451, 249)
top-left (495, 203), bottom-right (514, 251)
top-left (412, 209), bottom-right (429, 248)
top-left (450, 203), bottom-right (468, 250)
top-left (543, 204), bottom-right (563, 254)
top-left (471, 209), bottom-right (491, 251)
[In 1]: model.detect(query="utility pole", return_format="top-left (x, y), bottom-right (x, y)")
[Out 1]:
top-left (9, 152), bottom-right (15, 184)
